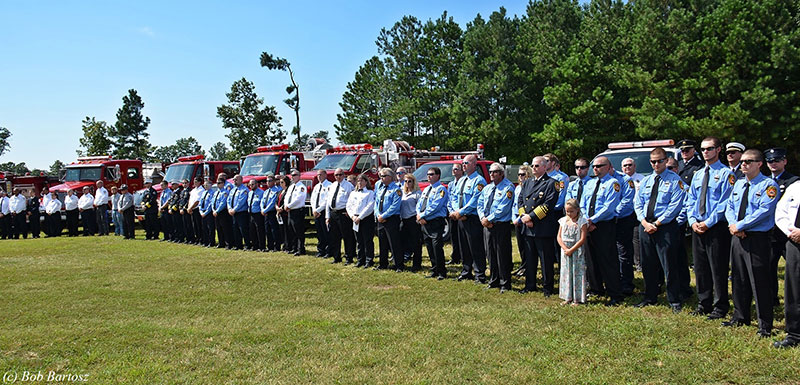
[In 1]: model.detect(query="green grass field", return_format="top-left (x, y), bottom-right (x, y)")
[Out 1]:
top-left (1, 231), bottom-right (799, 384)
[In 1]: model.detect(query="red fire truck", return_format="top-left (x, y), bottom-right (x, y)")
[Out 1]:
top-left (0, 172), bottom-right (60, 197)
top-left (49, 156), bottom-right (144, 203)
top-left (236, 140), bottom-right (331, 186)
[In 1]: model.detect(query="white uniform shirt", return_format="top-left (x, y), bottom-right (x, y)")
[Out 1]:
top-left (346, 188), bottom-right (375, 220)
top-left (775, 181), bottom-right (800, 236)
top-left (9, 195), bottom-right (27, 214)
top-left (78, 193), bottom-right (95, 210)
top-left (325, 180), bottom-right (355, 218)
top-left (310, 180), bottom-right (331, 214)
top-left (0, 196), bottom-right (9, 215)
top-left (45, 197), bottom-right (61, 214)
top-left (284, 183), bottom-right (307, 210)
top-left (94, 186), bottom-right (109, 206)
top-left (64, 195), bottom-right (79, 211)
top-left (189, 186), bottom-right (205, 209)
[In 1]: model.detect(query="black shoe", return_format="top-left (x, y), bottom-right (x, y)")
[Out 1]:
top-left (456, 275), bottom-right (474, 282)
top-left (355, 262), bottom-right (365, 268)
top-left (409, 266), bottom-right (420, 272)
top-left (757, 329), bottom-right (772, 338)
top-left (395, 269), bottom-right (403, 273)
top-left (722, 319), bottom-right (748, 327)
top-left (364, 262), bottom-right (373, 269)
top-left (690, 307), bottom-right (710, 317)
top-left (343, 260), bottom-right (352, 266)
top-left (485, 284), bottom-right (500, 290)
top-left (635, 300), bottom-right (656, 308)
top-left (475, 278), bottom-right (487, 284)
top-left (671, 303), bottom-right (682, 314)
top-left (605, 299), bottom-right (622, 307)
top-left (446, 259), bottom-right (460, 265)
top-left (773, 338), bottom-right (800, 348)
top-left (706, 311), bottom-right (727, 320)
top-left (293, 251), bottom-right (301, 256)
top-left (500, 288), bottom-right (508, 294)
top-left (519, 288), bottom-right (536, 294)
top-left (331, 259), bottom-right (341, 264)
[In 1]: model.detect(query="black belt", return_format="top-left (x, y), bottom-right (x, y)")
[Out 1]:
top-left (331, 208), bottom-right (346, 213)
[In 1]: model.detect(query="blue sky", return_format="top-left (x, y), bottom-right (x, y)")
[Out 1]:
top-left (0, 0), bottom-right (538, 169)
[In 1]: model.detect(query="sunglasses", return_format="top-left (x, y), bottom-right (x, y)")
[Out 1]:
top-left (404, 180), bottom-right (413, 183)
top-left (517, 173), bottom-right (526, 176)
top-left (575, 165), bottom-right (589, 170)
top-left (621, 164), bottom-right (633, 167)
top-left (489, 170), bottom-right (502, 174)
top-left (741, 159), bottom-right (760, 165)
top-left (700, 146), bottom-right (718, 152)
top-left (766, 158), bottom-right (785, 163)
top-left (334, 173), bottom-right (344, 177)
top-left (592, 164), bottom-right (608, 168)
top-left (649, 159), bottom-right (666, 165)
top-left (426, 173), bottom-right (437, 176)
top-left (380, 175), bottom-right (390, 178)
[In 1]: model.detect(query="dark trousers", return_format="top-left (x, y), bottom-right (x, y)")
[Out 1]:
top-left (160, 211), bottom-right (172, 240)
top-left (202, 214), bottom-right (216, 246)
top-left (633, 224), bottom-right (642, 270)
top-left (677, 224), bottom-right (693, 300)
top-left (523, 235), bottom-right (556, 292)
top-left (249, 212), bottom-right (266, 250)
top-left (48, 213), bottom-right (61, 236)
top-left (772, 227), bottom-right (788, 302)
top-left (640, 221), bottom-right (682, 304)
top-left (288, 208), bottom-right (305, 253)
top-left (192, 211), bottom-right (203, 244)
top-left (692, 222), bottom-right (731, 314)
top-left (231, 211), bottom-right (249, 249)
top-left (377, 215), bottom-right (403, 269)
top-left (458, 215), bottom-right (486, 280)
top-left (0, 215), bottom-right (8, 239)
top-left (329, 209), bottom-right (356, 262)
top-left (144, 210), bottom-right (159, 239)
top-left (588, 220), bottom-right (622, 301)
top-left (616, 214), bottom-right (637, 293)
top-left (449, 217), bottom-right (461, 263)
top-left (215, 211), bottom-right (233, 248)
top-left (122, 208), bottom-right (135, 239)
top-left (11, 213), bottom-right (26, 239)
top-left (183, 212), bottom-right (195, 243)
top-left (96, 204), bottom-right (109, 235)
top-left (401, 217), bottom-right (423, 269)
top-left (81, 209), bottom-right (96, 236)
top-left (65, 209), bottom-right (79, 236)
top-left (264, 212), bottom-right (280, 250)
top-left (784, 241), bottom-right (800, 341)
top-left (314, 214), bottom-right (329, 256)
top-left (488, 221), bottom-right (513, 289)
top-left (730, 232), bottom-right (773, 331)
top-left (355, 215), bottom-right (375, 265)
top-left (28, 212), bottom-right (41, 238)
top-left (280, 212), bottom-right (291, 251)
top-left (422, 217), bottom-right (447, 277)
top-left (515, 223), bottom-right (526, 267)
top-left (172, 211), bottom-right (185, 242)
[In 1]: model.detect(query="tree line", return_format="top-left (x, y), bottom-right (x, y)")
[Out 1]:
top-left (335, 0), bottom-right (800, 165)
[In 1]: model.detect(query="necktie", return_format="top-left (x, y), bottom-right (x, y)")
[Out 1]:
top-left (231, 188), bottom-right (238, 210)
top-left (286, 186), bottom-right (294, 208)
top-left (420, 188), bottom-right (431, 212)
top-left (589, 179), bottom-right (601, 217)
top-left (577, 179), bottom-right (584, 204)
top-left (486, 185), bottom-right (495, 212)
top-left (699, 167), bottom-right (710, 216)
top-left (379, 186), bottom-right (388, 212)
top-left (458, 178), bottom-right (467, 207)
top-left (315, 185), bottom-right (322, 207)
top-left (646, 175), bottom-right (661, 222)
top-left (248, 191), bottom-right (254, 209)
top-left (330, 183), bottom-right (340, 209)
top-left (738, 182), bottom-right (750, 221)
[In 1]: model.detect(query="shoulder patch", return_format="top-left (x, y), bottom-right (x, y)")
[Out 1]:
top-left (613, 182), bottom-right (620, 192)
top-left (477, 183), bottom-right (484, 192)
top-left (728, 175), bottom-right (736, 186)
top-left (628, 180), bottom-right (635, 189)
top-left (440, 189), bottom-right (445, 198)
top-left (766, 185), bottom-right (777, 199)
top-left (678, 181), bottom-right (684, 190)
top-left (506, 190), bottom-right (513, 199)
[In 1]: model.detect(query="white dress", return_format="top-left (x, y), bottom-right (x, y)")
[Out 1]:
top-left (558, 216), bottom-right (588, 303)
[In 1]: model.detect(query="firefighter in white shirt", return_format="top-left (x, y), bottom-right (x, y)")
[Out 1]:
top-left (774, 181), bottom-right (800, 348)
top-left (284, 169), bottom-right (308, 255)
top-left (44, 191), bottom-right (62, 237)
top-left (9, 188), bottom-right (27, 239)
top-left (63, 189), bottom-right (80, 236)
top-left (0, 190), bottom-right (10, 239)
top-left (347, 174), bottom-right (375, 268)
top-left (310, 169), bottom-right (331, 258)
top-left (326, 168), bottom-right (356, 264)
top-left (78, 186), bottom-right (96, 236)
top-left (94, 180), bottom-right (110, 235)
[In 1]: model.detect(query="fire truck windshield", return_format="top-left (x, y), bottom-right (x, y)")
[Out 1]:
top-left (240, 154), bottom-right (279, 176)
top-left (413, 163), bottom-right (456, 185)
top-left (313, 154), bottom-right (358, 171)
top-left (164, 164), bottom-right (195, 183)
top-left (64, 167), bottom-right (102, 182)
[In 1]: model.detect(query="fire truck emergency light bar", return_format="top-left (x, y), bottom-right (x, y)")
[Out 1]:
top-left (76, 155), bottom-right (113, 162)
top-left (257, 144), bottom-right (290, 152)
top-left (177, 154), bottom-right (205, 162)
top-left (607, 139), bottom-right (674, 149)
top-left (328, 143), bottom-right (373, 152)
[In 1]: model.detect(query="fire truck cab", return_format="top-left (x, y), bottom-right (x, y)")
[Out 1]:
top-left (237, 140), bottom-right (330, 187)
top-left (49, 156), bottom-right (143, 204)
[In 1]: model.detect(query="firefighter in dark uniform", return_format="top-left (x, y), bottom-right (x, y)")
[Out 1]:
top-left (765, 147), bottom-right (799, 304)
top-left (142, 179), bottom-right (159, 240)
top-left (518, 156), bottom-right (559, 296)
top-left (179, 178), bottom-right (195, 244)
top-left (774, 178), bottom-right (800, 348)
top-left (722, 149), bottom-right (779, 338)
top-left (676, 139), bottom-right (704, 187)
top-left (168, 182), bottom-right (184, 242)
top-left (580, 156), bottom-right (623, 306)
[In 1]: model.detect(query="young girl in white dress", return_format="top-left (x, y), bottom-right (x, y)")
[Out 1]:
top-left (557, 198), bottom-right (589, 305)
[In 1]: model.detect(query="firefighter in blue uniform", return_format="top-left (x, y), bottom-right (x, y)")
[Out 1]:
top-left (416, 167), bottom-right (449, 280)
top-left (478, 163), bottom-right (515, 293)
top-left (451, 154), bottom-right (488, 283)
top-left (375, 168), bottom-right (404, 271)
top-left (612, 165), bottom-right (637, 296)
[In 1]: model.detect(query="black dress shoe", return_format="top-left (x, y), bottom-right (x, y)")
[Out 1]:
top-left (690, 307), bottom-right (710, 316)
top-left (330, 259), bottom-right (340, 264)
top-left (475, 278), bottom-right (487, 284)
top-left (519, 288), bottom-right (535, 294)
top-left (773, 338), bottom-right (800, 348)
top-left (542, 290), bottom-right (553, 298)
top-left (706, 311), bottom-right (727, 320)
top-left (354, 262), bottom-right (365, 268)
top-left (500, 288), bottom-right (509, 294)
top-left (757, 329), bottom-right (772, 338)
top-left (722, 319), bottom-right (748, 327)
top-left (343, 261), bottom-right (351, 266)
top-left (364, 263), bottom-right (373, 269)
top-left (671, 303), bottom-right (682, 314)
top-left (634, 300), bottom-right (656, 308)
top-left (485, 284), bottom-right (500, 290)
